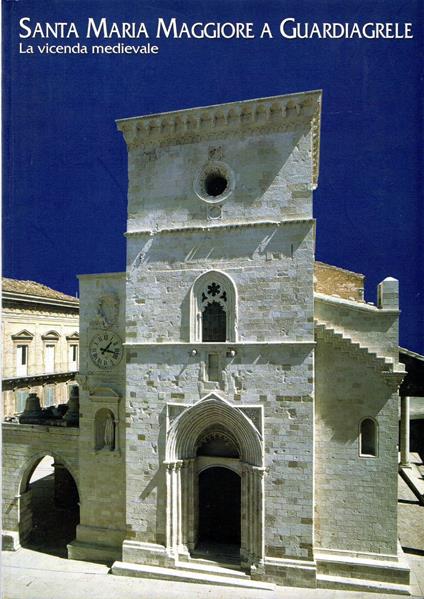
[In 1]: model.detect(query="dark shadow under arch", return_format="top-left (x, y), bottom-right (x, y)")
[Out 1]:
top-left (19, 455), bottom-right (79, 557)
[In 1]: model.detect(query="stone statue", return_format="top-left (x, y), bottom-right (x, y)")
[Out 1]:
top-left (104, 413), bottom-right (115, 450)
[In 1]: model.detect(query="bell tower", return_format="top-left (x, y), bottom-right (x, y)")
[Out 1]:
top-left (115, 90), bottom-right (321, 586)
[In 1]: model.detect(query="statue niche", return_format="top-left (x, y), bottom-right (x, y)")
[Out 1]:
top-left (95, 408), bottom-right (115, 451)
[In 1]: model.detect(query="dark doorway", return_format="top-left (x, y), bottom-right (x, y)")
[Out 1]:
top-left (20, 457), bottom-right (80, 557)
top-left (411, 419), bottom-right (424, 463)
top-left (198, 467), bottom-right (240, 546)
top-left (202, 301), bottom-right (226, 341)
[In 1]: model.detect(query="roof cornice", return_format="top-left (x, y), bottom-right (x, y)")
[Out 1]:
top-left (2, 291), bottom-right (79, 310)
top-left (116, 90), bottom-right (322, 189)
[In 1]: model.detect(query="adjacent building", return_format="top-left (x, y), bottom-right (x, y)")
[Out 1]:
top-left (2, 278), bottom-right (79, 417)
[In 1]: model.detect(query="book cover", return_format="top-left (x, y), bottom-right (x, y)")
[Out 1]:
top-left (2, 3), bottom-right (423, 596)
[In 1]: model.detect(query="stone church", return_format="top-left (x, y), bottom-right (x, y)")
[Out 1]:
top-left (20, 91), bottom-right (412, 591)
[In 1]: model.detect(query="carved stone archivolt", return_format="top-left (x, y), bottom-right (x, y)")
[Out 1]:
top-left (164, 393), bottom-right (265, 567)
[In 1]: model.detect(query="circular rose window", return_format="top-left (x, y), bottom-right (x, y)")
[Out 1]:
top-left (194, 161), bottom-right (235, 204)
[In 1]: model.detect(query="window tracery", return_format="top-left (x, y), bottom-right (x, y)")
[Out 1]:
top-left (190, 270), bottom-right (237, 343)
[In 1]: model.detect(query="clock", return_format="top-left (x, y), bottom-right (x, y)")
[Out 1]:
top-left (89, 331), bottom-right (123, 370)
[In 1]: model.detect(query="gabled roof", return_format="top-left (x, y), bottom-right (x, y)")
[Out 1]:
top-left (2, 278), bottom-right (79, 309)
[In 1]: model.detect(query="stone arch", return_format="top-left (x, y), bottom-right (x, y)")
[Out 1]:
top-left (165, 393), bottom-right (264, 566)
top-left (196, 427), bottom-right (240, 458)
top-left (190, 270), bottom-right (238, 342)
top-left (166, 393), bottom-right (262, 466)
top-left (18, 451), bottom-right (80, 550)
top-left (19, 450), bottom-right (79, 496)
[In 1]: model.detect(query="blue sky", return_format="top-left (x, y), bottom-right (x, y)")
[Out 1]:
top-left (3, 0), bottom-right (423, 352)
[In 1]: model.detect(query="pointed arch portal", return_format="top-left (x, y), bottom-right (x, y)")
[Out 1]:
top-left (165, 393), bottom-right (265, 567)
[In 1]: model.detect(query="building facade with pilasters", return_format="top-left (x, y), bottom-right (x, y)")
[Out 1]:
top-left (2, 278), bottom-right (79, 418)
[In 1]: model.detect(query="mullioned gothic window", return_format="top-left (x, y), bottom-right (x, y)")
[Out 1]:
top-left (190, 271), bottom-right (237, 343)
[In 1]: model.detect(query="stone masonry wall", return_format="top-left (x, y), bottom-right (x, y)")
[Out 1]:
top-left (314, 261), bottom-right (364, 302)
top-left (314, 333), bottom-right (399, 555)
top-left (122, 111), bottom-right (317, 564)
top-left (125, 344), bottom-right (314, 559)
top-left (315, 296), bottom-right (399, 363)
top-left (76, 273), bottom-right (126, 549)
top-left (126, 129), bottom-right (313, 233)
top-left (126, 223), bottom-right (314, 343)
top-left (2, 423), bottom-right (79, 534)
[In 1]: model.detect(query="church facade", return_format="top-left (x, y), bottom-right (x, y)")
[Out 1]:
top-left (69, 91), bottom-right (410, 592)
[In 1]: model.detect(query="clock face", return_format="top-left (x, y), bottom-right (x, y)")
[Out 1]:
top-left (89, 331), bottom-right (123, 370)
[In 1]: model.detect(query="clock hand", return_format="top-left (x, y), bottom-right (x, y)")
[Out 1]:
top-left (100, 341), bottom-right (113, 354)
top-left (103, 348), bottom-right (119, 355)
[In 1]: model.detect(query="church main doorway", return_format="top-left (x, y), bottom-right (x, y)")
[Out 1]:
top-left (197, 466), bottom-right (241, 553)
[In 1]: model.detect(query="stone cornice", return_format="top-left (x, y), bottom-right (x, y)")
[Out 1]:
top-left (124, 341), bottom-right (315, 348)
top-left (314, 292), bottom-right (399, 315)
top-left (116, 90), bottom-right (322, 189)
top-left (2, 371), bottom-right (77, 391)
top-left (2, 291), bottom-right (79, 311)
top-left (125, 217), bottom-right (315, 238)
top-left (77, 271), bottom-right (125, 280)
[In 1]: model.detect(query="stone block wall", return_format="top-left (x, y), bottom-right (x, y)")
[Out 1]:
top-left (75, 273), bottom-right (126, 554)
top-left (314, 332), bottom-right (400, 556)
top-left (123, 114), bottom-right (318, 233)
top-left (118, 92), bottom-right (320, 576)
top-left (126, 223), bottom-right (315, 344)
top-left (2, 423), bottom-right (79, 535)
top-left (315, 296), bottom-right (400, 363)
top-left (124, 344), bottom-right (315, 559)
top-left (314, 261), bottom-right (364, 302)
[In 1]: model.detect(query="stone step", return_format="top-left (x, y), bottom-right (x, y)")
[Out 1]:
top-left (111, 561), bottom-right (275, 590)
top-left (176, 559), bottom-right (247, 579)
top-left (317, 573), bottom-right (410, 595)
top-left (317, 554), bottom-right (410, 584)
top-left (315, 321), bottom-right (395, 368)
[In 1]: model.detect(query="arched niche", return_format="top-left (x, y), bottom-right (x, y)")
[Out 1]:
top-left (94, 408), bottom-right (116, 452)
top-left (89, 386), bottom-right (121, 455)
top-left (359, 417), bottom-right (378, 457)
top-left (190, 270), bottom-right (238, 342)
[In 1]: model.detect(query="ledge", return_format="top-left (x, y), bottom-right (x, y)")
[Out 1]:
top-left (77, 271), bottom-right (125, 280)
top-left (2, 422), bottom-right (80, 435)
top-left (314, 292), bottom-right (399, 314)
top-left (124, 340), bottom-right (315, 348)
top-left (2, 371), bottom-right (77, 391)
top-left (125, 218), bottom-right (314, 237)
